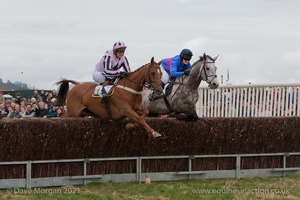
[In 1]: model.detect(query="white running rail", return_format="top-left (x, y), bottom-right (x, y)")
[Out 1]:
top-left (197, 83), bottom-right (300, 117)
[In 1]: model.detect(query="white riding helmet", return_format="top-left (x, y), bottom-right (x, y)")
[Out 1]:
top-left (113, 41), bottom-right (127, 51)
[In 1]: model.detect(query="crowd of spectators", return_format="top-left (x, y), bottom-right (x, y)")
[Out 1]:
top-left (0, 89), bottom-right (65, 119)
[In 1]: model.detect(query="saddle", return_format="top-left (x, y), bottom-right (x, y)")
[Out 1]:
top-left (148, 78), bottom-right (175, 101)
top-left (93, 85), bottom-right (114, 98)
top-left (92, 78), bottom-right (120, 98)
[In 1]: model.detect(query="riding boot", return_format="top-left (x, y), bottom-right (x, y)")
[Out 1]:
top-left (168, 77), bottom-right (175, 87)
top-left (165, 78), bottom-right (175, 96)
top-left (101, 80), bottom-right (110, 103)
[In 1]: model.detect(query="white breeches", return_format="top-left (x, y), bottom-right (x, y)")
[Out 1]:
top-left (92, 70), bottom-right (106, 83)
top-left (160, 64), bottom-right (170, 84)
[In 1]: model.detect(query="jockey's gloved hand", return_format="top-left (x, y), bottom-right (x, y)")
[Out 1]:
top-left (182, 70), bottom-right (190, 76)
top-left (119, 71), bottom-right (128, 77)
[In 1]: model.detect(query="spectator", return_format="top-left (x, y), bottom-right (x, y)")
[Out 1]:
top-left (44, 105), bottom-right (62, 118)
top-left (6, 106), bottom-right (14, 118)
top-left (30, 97), bottom-right (37, 105)
top-left (5, 99), bottom-right (11, 106)
top-left (12, 104), bottom-right (22, 118)
top-left (23, 104), bottom-right (36, 118)
top-left (10, 102), bottom-right (16, 112)
top-left (15, 93), bottom-right (22, 105)
top-left (32, 90), bottom-right (41, 101)
top-left (51, 89), bottom-right (58, 99)
top-left (43, 91), bottom-right (50, 102)
top-left (19, 98), bottom-right (27, 107)
top-left (35, 101), bottom-right (48, 117)
top-left (0, 103), bottom-right (7, 118)
top-left (45, 92), bottom-right (54, 107)
top-left (0, 93), bottom-right (4, 104)
top-left (40, 90), bottom-right (47, 102)
top-left (31, 103), bottom-right (38, 116)
top-left (19, 106), bottom-right (27, 117)
top-left (3, 100), bottom-right (10, 115)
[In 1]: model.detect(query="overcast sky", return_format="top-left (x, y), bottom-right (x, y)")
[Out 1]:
top-left (1, 0), bottom-right (300, 90)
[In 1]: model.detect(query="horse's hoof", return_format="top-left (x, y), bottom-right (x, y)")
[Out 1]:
top-left (125, 123), bottom-right (135, 130)
top-left (151, 131), bottom-right (161, 138)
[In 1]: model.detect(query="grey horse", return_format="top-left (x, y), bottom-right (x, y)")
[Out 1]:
top-left (142, 53), bottom-right (219, 121)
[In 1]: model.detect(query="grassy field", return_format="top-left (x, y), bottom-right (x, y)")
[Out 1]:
top-left (1, 175), bottom-right (300, 200)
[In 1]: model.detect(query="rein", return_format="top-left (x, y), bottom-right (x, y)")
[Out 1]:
top-left (180, 59), bottom-right (217, 85)
top-left (114, 64), bottom-right (159, 95)
top-left (115, 85), bottom-right (143, 95)
top-left (168, 59), bottom-right (216, 99)
top-left (167, 61), bottom-right (205, 99)
top-left (146, 65), bottom-right (161, 90)
top-left (201, 61), bottom-right (218, 85)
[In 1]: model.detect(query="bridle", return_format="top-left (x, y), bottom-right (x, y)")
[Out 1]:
top-left (187, 59), bottom-right (217, 85)
top-left (143, 64), bottom-right (162, 92)
top-left (170, 59), bottom-right (217, 98)
top-left (164, 57), bottom-right (218, 112)
top-left (116, 63), bottom-right (162, 94)
top-left (200, 61), bottom-right (218, 85)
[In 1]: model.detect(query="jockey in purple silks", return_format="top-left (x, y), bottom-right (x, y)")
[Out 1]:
top-left (92, 41), bottom-right (131, 98)
top-left (149, 48), bottom-right (193, 100)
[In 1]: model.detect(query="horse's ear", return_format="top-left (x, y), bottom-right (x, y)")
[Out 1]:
top-left (203, 53), bottom-right (207, 60)
top-left (158, 59), bottom-right (162, 65)
top-left (213, 55), bottom-right (219, 61)
top-left (151, 56), bottom-right (154, 64)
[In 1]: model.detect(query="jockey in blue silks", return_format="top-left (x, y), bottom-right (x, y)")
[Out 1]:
top-left (160, 48), bottom-right (193, 85)
top-left (149, 48), bottom-right (193, 100)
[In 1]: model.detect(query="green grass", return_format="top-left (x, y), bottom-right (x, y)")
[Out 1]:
top-left (1, 175), bottom-right (300, 200)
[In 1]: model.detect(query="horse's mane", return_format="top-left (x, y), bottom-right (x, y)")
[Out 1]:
top-left (192, 59), bottom-right (201, 67)
top-left (129, 63), bottom-right (149, 74)
top-left (192, 55), bottom-right (214, 67)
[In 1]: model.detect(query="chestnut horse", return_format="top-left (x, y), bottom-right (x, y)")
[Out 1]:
top-left (56, 57), bottom-right (163, 138)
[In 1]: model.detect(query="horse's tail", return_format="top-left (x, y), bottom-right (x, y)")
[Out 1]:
top-left (56, 79), bottom-right (80, 106)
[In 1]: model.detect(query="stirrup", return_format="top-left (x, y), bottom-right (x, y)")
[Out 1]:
top-left (101, 87), bottom-right (108, 103)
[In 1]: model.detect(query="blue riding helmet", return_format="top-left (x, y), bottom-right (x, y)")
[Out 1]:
top-left (180, 49), bottom-right (193, 60)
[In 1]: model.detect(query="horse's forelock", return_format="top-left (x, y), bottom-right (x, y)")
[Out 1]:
top-left (199, 55), bottom-right (214, 62)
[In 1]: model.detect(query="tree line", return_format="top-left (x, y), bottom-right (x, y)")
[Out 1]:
top-left (0, 78), bottom-right (34, 90)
